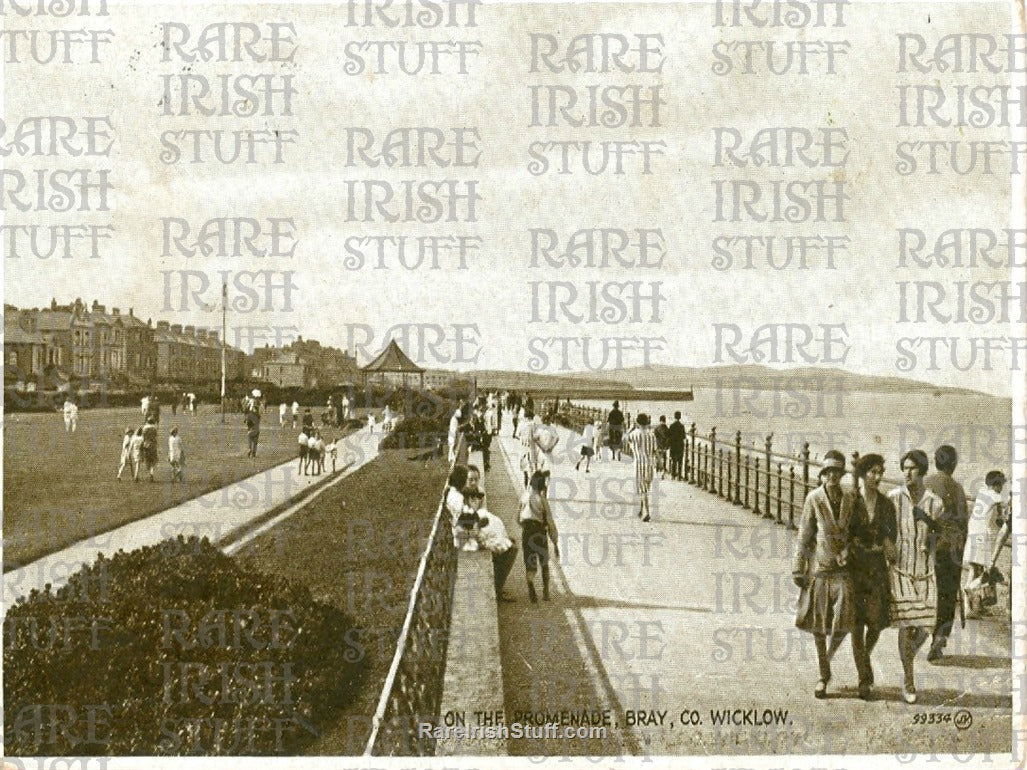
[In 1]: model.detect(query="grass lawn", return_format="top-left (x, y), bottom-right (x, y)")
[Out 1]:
top-left (2, 406), bottom-right (354, 569)
top-left (234, 449), bottom-right (450, 756)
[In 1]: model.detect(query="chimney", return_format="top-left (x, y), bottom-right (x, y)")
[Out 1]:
top-left (157, 321), bottom-right (170, 330)
top-left (171, 324), bottom-right (183, 334)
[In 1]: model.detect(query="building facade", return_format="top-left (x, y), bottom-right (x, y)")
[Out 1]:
top-left (261, 353), bottom-right (312, 388)
top-left (4, 299), bottom-right (244, 386)
top-left (249, 338), bottom-right (359, 388)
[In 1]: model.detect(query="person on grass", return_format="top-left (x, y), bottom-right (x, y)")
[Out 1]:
top-left (141, 417), bottom-right (159, 482)
top-left (168, 427), bottom-right (185, 482)
top-left (129, 427), bottom-right (144, 482)
top-left (117, 428), bottom-right (133, 480)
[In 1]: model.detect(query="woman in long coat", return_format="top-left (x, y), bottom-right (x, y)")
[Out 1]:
top-left (850, 453), bottom-right (897, 700)
top-left (888, 449), bottom-right (943, 704)
top-left (792, 450), bottom-right (862, 699)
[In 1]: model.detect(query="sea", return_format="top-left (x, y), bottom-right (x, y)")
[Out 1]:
top-left (577, 388), bottom-right (1015, 493)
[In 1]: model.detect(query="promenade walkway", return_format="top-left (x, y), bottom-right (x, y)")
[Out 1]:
top-left (3, 428), bottom-right (380, 606)
top-left (487, 423), bottom-right (1012, 757)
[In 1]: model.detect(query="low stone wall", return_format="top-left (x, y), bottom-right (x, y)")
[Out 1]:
top-left (435, 549), bottom-right (506, 755)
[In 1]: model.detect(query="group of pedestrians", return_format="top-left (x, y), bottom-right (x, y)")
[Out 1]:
top-left (792, 445), bottom-right (1009, 704)
top-left (442, 391), bottom-right (562, 605)
top-left (116, 416), bottom-right (169, 483)
top-left (572, 404), bottom-right (685, 523)
top-left (448, 394), bottom-right (504, 469)
top-left (567, 400), bottom-right (1011, 704)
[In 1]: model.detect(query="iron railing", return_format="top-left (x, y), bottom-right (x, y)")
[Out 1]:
top-left (365, 436), bottom-right (467, 756)
top-left (564, 404), bottom-right (1001, 526)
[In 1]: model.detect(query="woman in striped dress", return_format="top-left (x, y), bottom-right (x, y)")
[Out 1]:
top-left (626, 413), bottom-right (658, 522)
top-left (888, 449), bottom-right (943, 704)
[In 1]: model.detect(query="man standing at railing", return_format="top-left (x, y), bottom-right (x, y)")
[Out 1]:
top-left (924, 445), bottom-right (968, 662)
top-left (668, 411), bottom-right (685, 481)
top-left (654, 415), bottom-right (670, 480)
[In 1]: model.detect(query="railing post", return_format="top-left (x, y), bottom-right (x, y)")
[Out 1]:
top-left (776, 462), bottom-right (783, 525)
top-left (724, 448), bottom-right (730, 500)
top-left (695, 441), bottom-right (701, 487)
top-left (763, 434), bottom-right (774, 519)
top-left (789, 465), bottom-right (797, 530)
top-left (802, 441), bottom-right (811, 503)
top-left (705, 443), bottom-right (712, 493)
top-left (718, 448), bottom-right (725, 498)
top-left (753, 443), bottom-right (761, 516)
top-left (734, 430), bottom-right (742, 505)
top-left (698, 442), bottom-right (704, 488)
top-left (688, 423), bottom-right (696, 484)
top-left (709, 428), bottom-right (717, 492)
top-left (698, 439), bottom-right (706, 488)
top-left (744, 448), bottom-right (751, 510)
top-left (850, 451), bottom-right (860, 488)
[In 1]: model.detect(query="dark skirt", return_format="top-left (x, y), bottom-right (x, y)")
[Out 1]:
top-left (795, 572), bottom-right (855, 636)
top-left (851, 555), bottom-right (891, 631)
top-left (608, 427), bottom-right (623, 448)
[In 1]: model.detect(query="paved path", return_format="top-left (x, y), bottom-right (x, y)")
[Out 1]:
top-left (3, 428), bottom-right (380, 606)
top-left (487, 423), bottom-right (1012, 757)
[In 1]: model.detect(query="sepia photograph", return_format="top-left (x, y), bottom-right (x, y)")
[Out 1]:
top-left (1, 0), bottom-right (1024, 767)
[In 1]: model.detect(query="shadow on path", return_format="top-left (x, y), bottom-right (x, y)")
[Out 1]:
top-left (484, 440), bottom-right (639, 757)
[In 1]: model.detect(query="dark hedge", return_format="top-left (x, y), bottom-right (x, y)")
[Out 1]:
top-left (4, 537), bottom-right (365, 756)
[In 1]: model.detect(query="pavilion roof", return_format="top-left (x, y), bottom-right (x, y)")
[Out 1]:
top-left (361, 340), bottom-right (425, 373)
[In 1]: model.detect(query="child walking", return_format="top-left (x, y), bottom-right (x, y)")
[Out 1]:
top-left (168, 427), bottom-right (185, 481)
top-left (117, 428), bottom-right (133, 479)
top-left (129, 427), bottom-right (144, 482)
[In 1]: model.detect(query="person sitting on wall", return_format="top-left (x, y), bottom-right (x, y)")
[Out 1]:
top-left (474, 500), bottom-right (518, 603)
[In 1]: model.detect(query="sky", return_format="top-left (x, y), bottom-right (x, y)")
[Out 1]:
top-left (3, 1), bottom-right (1023, 398)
